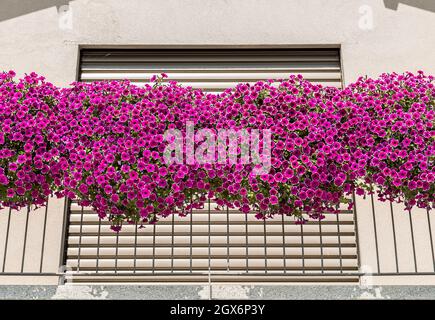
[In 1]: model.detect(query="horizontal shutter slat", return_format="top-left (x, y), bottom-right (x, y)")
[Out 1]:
top-left (81, 63), bottom-right (341, 72)
top-left (80, 71), bottom-right (341, 81)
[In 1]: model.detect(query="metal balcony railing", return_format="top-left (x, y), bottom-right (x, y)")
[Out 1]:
top-left (0, 195), bottom-right (435, 284)
top-left (0, 201), bottom-right (68, 283)
top-left (63, 200), bottom-right (358, 283)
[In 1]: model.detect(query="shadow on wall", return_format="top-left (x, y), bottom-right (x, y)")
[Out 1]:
top-left (383, 0), bottom-right (435, 12)
top-left (0, 0), bottom-right (72, 22)
top-left (1, 0), bottom-right (434, 22)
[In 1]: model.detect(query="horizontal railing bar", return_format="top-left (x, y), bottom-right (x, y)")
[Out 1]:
top-left (0, 272), bottom-right (61, 276)
top-left (65, 271), bottom-right (360, 276)
top-left (68, 220), bottom-right (354, 226)
top-left (3, 271), bottom-right (435, 277)
top-left (66, 243), bottom-right (357, 248)
top-left (65, 243), bottom-right (355, 248)
top-left (67, 254), bottom-right (358, 260)
top-left (364, 272), bottom-right (435, 276)
top-left (70, 209), bottom-right (354, 215)
top-left (68, 231), bottom-right (356, 237)
top-left (66, 266), bottom-right (359, 272)
top-left (67, 277), bottom-right (360, 283)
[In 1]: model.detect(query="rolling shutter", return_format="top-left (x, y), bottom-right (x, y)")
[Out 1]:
top-left (66, 48), bottom-right (358, 283)
top-left (79, 49), bottom-right (343, 91)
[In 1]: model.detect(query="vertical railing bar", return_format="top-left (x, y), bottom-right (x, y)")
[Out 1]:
top-left (319, 214), bottom-right (324, 273)
top-left (336, 211), bottom-right (343, 273)
top-left (370, 193), bottom-right (381, 273)
top-left (133, 220), bottom-right (138, 273)
top-left (170, 213), bottom-right (175, 273)
top-left (390, 202), bottom-right (399, 273)
top-left (426, 209), bottom-right (435, 272)
top-left (408, 209), bottom-right (418, 272)
top-left (245, 209), bottom-right (249, 273)
top-left (189, 194), bottom-right (194, 275)
top-left (189, 208), bottom-right (193, 274)
top-left (208, 199), bottom-right (211, 282)
top-left (300, 219), bottom-right (305, 274)
top-left (352, 191), bottom-right (361, 273)
top-left (95, 217), bottom-right (102, 273)
top-left (76, 206), bottom-right (84, 272)
top-left (114, 230), bottom-right (119, 274)
top-left (263, 216), bottom-right (268, 274)
top-left (20, 206), bottom-right (31, 273)
top-left (58, 199), bottom-right (71, 285)
top-left (152, 220), bottom-right (156, 275)
top-left (226, 206), bottom-right (230, 272)
top-left (2, 208), bottom-right (12, 272)
top-left (281, 214), bottom-right (287, 274)
top-left (39, 201), bottom-right (50, 273)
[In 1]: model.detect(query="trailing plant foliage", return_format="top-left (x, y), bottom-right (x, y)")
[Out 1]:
top-left (0, 72), bottom-right (65, 209)
top-left (0, 71), bottom-right (433, 230)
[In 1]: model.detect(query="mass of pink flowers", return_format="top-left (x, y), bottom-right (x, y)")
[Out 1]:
top-left (0, 70), bottom-right (433, 230)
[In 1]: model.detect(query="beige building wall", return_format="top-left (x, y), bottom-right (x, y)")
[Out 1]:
top-left (0, 0), bottom-right (434, 285)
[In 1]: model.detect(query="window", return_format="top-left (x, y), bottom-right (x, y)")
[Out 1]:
top-left (65, 48), bottom-right (357, 283)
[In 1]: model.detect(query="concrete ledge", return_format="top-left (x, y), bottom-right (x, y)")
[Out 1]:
top-left (1, 285), bottom-right (435, 300)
